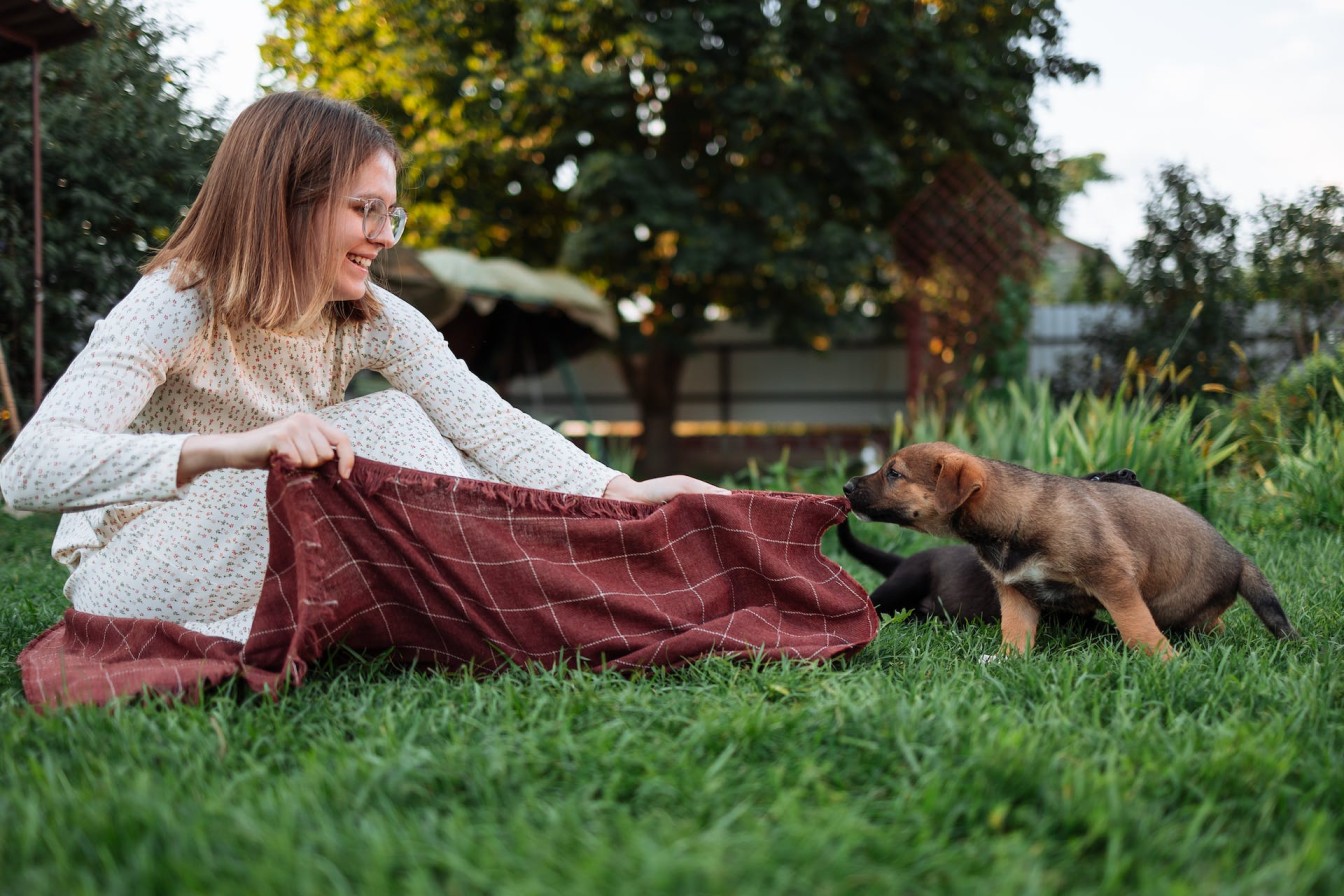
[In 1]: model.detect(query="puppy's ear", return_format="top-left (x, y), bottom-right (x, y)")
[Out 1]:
top-left (933, 453), bottom-right (985, 514)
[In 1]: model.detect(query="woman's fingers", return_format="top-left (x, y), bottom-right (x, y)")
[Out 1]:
top-left (315, 418), bottom-right (355, 478)
top-left (267, 414), bottom-right (354, 478)
top-left (178, 414), bottom-right (355, 485)
top-left (641, 475), bottom-right (731, 503)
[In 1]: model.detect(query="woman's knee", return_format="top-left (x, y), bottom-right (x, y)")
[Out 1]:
top-left (322, 388), bottom-right (423, 423)
top-left (320, 389), bottom-right (453, 467)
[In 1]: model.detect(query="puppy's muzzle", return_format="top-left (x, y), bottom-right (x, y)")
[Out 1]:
top-left (843, 475), bottom-right (877, 521)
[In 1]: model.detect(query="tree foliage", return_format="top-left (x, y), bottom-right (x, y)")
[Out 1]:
top-left (1251, 185), bottom-right (1344, 359)
top-left (0, 0), bottom-right (223, 419)
top-left (1052, 151), bottom-right (1114, 207)
top-left (264, 0), bottom-right (1094, 472)
top-left (1073, 164), bottom-right (1253, 398)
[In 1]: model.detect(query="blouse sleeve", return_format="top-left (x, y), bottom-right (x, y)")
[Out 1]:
top-left (360, 289), bottom-right (619, 496)
top-left (0, 272), bottom-right (200, 512)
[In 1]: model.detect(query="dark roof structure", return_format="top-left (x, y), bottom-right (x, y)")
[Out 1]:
top-left (0, 0), bottom-right (96, 63)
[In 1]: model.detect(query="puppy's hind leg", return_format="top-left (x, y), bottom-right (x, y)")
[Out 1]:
top-left (1193, 615), bottom-right (1226, 635)
top-left (1103, 587), bottom-right (1177, 660)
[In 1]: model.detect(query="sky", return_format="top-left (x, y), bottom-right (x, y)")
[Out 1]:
top-left (141, 0), bottom-right (1343, 268)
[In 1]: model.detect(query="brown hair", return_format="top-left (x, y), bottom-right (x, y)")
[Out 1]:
top-left (144, 90), bottom-right (401, 331)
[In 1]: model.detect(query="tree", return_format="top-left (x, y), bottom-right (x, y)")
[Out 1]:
top-left (1032, 152), bottom-right (1125, 307)
top-left (0, 0), bottom-right (223, 421)
top-left (1251, 185), bottom-right (1344, 360)
top-left (265, 0), bottom-right (1094, 474)
top-left (1075, 164), bottom-right (1252, 397)
top-left (1052, 152), bottom-right (1114, 204)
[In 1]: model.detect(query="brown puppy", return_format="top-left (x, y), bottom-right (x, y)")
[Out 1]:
top-left (837, 469), bottom-right (1142, 624)
top-left (842, 442), bottom-right (1300, 659)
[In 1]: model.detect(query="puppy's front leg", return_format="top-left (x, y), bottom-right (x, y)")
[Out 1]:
top-left (997, 584), bottom-right (1040, 655)
top-left (1102, 588), bottom-right (1177, 660)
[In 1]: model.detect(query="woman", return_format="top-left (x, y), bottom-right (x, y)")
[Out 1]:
top-left (0, 90), bottom-right (727, 644)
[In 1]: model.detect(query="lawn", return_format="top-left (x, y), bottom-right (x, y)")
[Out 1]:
top-left (2, 467), bottom-right (1341, 896)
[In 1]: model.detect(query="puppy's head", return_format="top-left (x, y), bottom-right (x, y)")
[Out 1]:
top-left (842, 441), bottom-right (987, 536)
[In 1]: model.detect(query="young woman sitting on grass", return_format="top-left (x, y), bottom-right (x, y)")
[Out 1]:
top-left (0, 90), bottom-right (875, 705)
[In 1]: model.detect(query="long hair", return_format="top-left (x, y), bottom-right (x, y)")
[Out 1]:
top-left (144, 90), bottom-right (401, 331)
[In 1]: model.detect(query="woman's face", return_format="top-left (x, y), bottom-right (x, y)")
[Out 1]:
top-left (330, 150), bottom-right (399, 302)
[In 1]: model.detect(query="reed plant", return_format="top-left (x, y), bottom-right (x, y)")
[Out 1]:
top-left (891, 375), bottom-right (1239, 511)
top-left (1228, 342), bottom-right (1344, 466)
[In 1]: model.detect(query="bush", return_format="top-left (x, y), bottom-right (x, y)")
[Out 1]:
top-left (1074, 165), bottom-right (1255, 399)
top-left (1229, 344), bottom-right (1344, 466)
top-left (1259, 414), bottom-right (1344, 531)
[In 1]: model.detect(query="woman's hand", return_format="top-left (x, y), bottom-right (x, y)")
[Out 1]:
top-left (601, 473), bottom-right (731, 504)
top-left (177, 413), bottom-right (355, 486)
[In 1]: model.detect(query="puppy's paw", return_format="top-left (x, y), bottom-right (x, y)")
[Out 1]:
top-left (978, 654), bottom-right (1001, 665)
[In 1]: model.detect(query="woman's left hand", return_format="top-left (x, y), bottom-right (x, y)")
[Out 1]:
top-left (602, 473), bottom-right (731, 504)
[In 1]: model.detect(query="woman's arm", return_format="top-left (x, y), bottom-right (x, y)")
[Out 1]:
top-left (364, 291), bottom-right (727, 501)
top-left (0, 274), bottom-right (205, 511)
top-left (366, 292), bottom-right (619, 495)
top-left (600, 473), bottom-right (729, 504)
top-left (176, 413), bottom-right (356, 486)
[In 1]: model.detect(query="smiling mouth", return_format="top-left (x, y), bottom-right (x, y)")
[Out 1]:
top-left (347, 253), bottom-right (373, 270)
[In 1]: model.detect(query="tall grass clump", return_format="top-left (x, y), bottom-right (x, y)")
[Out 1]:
top-left (1222, 345), bottom-right (1344, 529)
top-left (891, 367), bottom-right (1240, 510)
top-left (1214, 339), bottom-right (1344, 529)
top-left (1257, 414), bottom-right (1344, 531)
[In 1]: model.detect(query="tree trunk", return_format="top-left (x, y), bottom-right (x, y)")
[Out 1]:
top-left (617, 338), bottom-right (686, 478)
top-left (0, 339), bottom-right (22, 440)
top-left (903, 291), bottom-right (926, 412)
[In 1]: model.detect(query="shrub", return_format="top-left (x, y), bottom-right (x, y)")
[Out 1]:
top-left (1229, 343), bottom-right (1344, 466)
top-left (1260, 414), bottom-right (1344, 531)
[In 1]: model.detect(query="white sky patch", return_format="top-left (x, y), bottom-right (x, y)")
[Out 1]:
top-left (1035, 0), bottom-right (1343, 266)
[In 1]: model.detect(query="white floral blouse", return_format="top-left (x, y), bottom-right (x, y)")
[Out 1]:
top-left (0, 268), bottom-right (618, 640)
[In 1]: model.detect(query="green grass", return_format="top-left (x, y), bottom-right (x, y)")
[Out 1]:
top-left (3, 475), bottom-right (1343, 895)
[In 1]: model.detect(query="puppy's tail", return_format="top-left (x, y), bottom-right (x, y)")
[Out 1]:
top-left (836, 520), bottom-right (903, 577)
top-left (1239, 557), bottom-right (1301, 640)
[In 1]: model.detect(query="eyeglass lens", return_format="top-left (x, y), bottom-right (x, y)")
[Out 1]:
top-left (361, 198), bottom-right (407, 244)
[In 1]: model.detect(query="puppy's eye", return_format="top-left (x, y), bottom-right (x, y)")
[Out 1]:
top-left (885, 468), bottom-right (903, 482)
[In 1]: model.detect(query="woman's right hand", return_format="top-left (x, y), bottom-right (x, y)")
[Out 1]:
top-left (177, 413), bottom-right (354, 486)
top-left (602, 472), bottom-right (731, 504)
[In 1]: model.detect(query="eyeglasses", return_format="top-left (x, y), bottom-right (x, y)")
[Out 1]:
top-left (347, 196), bottom-right (408, 245)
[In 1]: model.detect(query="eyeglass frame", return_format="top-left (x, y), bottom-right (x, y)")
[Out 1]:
top-left (346, 196), bottom-right (408, 245)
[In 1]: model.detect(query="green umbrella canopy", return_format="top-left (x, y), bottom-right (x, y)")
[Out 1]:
top-left (373, 246), bottom-right (616, 384)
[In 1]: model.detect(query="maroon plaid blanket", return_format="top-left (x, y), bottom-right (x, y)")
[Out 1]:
top-left (19, 458), bottom-right (877, 709)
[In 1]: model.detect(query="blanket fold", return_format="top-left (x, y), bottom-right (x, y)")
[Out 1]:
top-left (19, 457), bottom-right (877, 709)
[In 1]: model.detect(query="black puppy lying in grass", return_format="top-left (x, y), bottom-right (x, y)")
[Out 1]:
top-left (838, 469), bottom-right (1142, 623)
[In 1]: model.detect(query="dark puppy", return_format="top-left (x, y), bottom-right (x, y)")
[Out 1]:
top-left (836, 522), bottom-right (999, 622)
top-left (843, 442), bottom-right (1299, 659)
top-left (838, 470), bottom-right (1142, 623)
